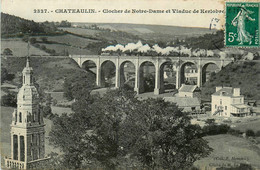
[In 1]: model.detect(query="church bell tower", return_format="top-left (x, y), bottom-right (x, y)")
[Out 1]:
top-left (5, 56), bottom-right (48, 169)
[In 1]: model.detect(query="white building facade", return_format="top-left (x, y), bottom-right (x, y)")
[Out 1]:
top-left (211, 86), bottom-right (250, 117)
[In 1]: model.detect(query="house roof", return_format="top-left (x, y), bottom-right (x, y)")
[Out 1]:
top-left (212, 87), bottom-right (234, 97)
top-left (245, 100), bottom-right (256, 103)
top-left (164, 97), bottom-right (200, 107)
top-left (231, 104), bottom-right (250, 109)
top-left (179, 84), bottom-right (198, 93)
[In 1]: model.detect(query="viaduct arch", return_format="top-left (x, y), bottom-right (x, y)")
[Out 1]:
top-left (71, 55), bottom-right (233, 95)
top-left (119, 61), bottom-right (136, 88)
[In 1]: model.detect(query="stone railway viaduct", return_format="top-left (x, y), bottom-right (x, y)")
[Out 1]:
top-left (70, 55), bottom-right (233, 95)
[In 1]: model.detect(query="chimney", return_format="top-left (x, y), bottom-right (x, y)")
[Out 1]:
top-left (233, 88), bottom-right (240, 96)
top-left (216, 86), bottom-right (222, 92)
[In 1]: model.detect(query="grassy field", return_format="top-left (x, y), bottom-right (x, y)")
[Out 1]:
top-left (33, 34), bottom-right (99, 48)
top-left (1, 57), bottom-right (86, 91)
top-left (74, 23), bottom-right (216, 37)
top-left (194, 134), bottom-right (260, 169)
top-left (1, 39), bottom-right (49, 57)
top-left (37, 42), bottom-right (95, 55)
top-left (2, 34), bottom-right (98, 57)
top-left (232, 118), bottom-right (260, 133)
top-left (54, 24), bottom-right (218, 45)
top-left (51, 106), bottom-right (73, 116)
top-left (1, 106), bottom-right (13, 161)
top-left (60, 27), bottom-right (141, 44)
top-left (59, 27), bottom-right (99, 36)
top-left (46, 92), bottom-right (65, 101)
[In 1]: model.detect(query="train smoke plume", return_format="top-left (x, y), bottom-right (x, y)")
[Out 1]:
top-left (102, 41), bottom-right (193, 56)
top-left (101, 40), bottom-right (249, 58)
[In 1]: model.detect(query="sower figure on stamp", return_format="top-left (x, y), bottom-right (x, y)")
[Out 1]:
top-left (231, 5), bottom-right (255, 45)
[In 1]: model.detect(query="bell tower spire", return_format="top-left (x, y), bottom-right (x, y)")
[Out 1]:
top-left (23, 41), bottom-right (33, 86)
top-left (5, 39), bottom-right (49, 169)
top-left (26, 56), bottom-right (30, 68)
top-left (27, 39), bottom-right (30, 57)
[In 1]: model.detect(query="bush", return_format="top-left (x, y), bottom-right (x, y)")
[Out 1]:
top-left (41, 105), bottom-right (57, 120)
top-left (205, 118), bottom-right (215, 125)
top-left (144, 73), bottom-right (155, 92)
top-left (3, 48), bottom-right (13, 55)
top-left (227, 129), bottom-right (242, 137)
top-left (202, 124), bottom-right (230, 136)
top-left (255, 131), bottom-right (260, 137)
top-left (1, 67), bottom-right (8, 83)
top-left (52, 99), bottom-right (57, 106)
top-left (22, 36), bottom-right (29, 42)
top-left (40, 37), bottom-right (48, 42)
top-left (29, 37), bottom-right (37, 44)
top-left (40, 45), bottom-right (46, 50)
top-left (34, 43), bottom-right (40, 48)
top-left (246, 129), bottom-right (255, 137)
top-left (222, 119), bottom-right (232, 123)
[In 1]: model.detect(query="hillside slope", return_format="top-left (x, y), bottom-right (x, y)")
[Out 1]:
top-left (1, 39), bottom-right (49, 56)
top-left (201, 61), bottom-right (260, 101)
top-left (1, 13), bottom-right (60, 37)
top-left (1, 57), bottom-right (95, 91)
top-left (74, 23), bottom-right (216, 40)
top-left (195, 134), bottom-right (260, 169)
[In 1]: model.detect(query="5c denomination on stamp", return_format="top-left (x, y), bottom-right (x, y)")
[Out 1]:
top-left (225, 2), bottom-right (259, 47)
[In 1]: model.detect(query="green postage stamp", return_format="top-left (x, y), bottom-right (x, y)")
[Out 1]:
top-left (225, 2), bottom-right (260, 47)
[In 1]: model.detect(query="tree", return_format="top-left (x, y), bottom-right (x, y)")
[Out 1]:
top-left (40, 37), bottom-right (48, 42)
top-left (63, 71), bottom-right (95, 101)
top-left (87, 89), bottom-right (138, 169)
top-left (143, 73), bottom-right (155, 92)
top-left (50, 88), bottom-right (212, 169)
top-left (22, 36), bottom-right (29, 42)
top-left (121, 98), bottom-right (212, 169)
top-left (3, 48), bottom-right (13, 55)
top-left (41, 93), bottom-right (53, 119)
top-left (51, 88), bottom-right (137, 169)
top-left (246, 129), bottom-right (255, 137)
top-left (29, 37), bottom-right (37, 44)
top-left (1, 92), bottom-right (17, 107)
top-left (52, 99), bottom-right (57, 106)
top-left (59, 20), bottom-right (71, 27)
top-left (49, 90), bottom-right (95, 169)
top-left (102, 62), bottom-right (116, 85)
top-left (40, 45), bottom-right (46, 50)
top-left (205, 119), bottom-right (216, 125)
top-left (1, 67), bottom-right (8, 83)
top-left (50, 113), bottom-right (90, 169)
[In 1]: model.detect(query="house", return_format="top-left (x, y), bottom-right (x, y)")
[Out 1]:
top-left (184, 66), bottom-right (198, 84)
top-left (164, 97), bottom-right (200, 112)
top-left (211, 86), bottom-right (250, 117)
top-left (178, 84), bottom-right (200, 98)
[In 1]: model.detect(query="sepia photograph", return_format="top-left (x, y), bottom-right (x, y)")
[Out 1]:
top-left (1, 0), bottom-right (260, 169)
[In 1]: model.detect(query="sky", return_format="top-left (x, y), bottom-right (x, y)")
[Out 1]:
top-left (1, 0), bottom-right (225, 29)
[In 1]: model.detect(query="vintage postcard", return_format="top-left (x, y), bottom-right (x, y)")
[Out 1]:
top-left (1, 0), bottom-right (260, 169)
